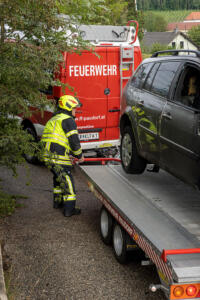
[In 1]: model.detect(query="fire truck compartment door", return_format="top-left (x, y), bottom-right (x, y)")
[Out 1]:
top-left (64, 48), bottom-right (109, 141)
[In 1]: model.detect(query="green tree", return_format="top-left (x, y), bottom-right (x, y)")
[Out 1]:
top-left (188, 25), bottom-right (200, 47)
top-left (144, 11), bottom-right (167, 32)
top-left (0, 0), bottom-right (107, 175)
top-left (135, 0), bottom-right (200, 10)
top-left (58, 0), bottom-right (110, 24)
top-left (60, 0), bottom-right (128, 25)
top-left (150, 42), bottom-right (173, 53)
top-left (104, 0), bottom-right (128, 25)
top-left (126, 1), bottom-right (145, 41)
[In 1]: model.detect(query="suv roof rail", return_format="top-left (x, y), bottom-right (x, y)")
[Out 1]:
top-left (151, 49), bottom-right (200, 58)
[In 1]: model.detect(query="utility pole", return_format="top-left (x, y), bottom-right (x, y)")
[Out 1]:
top-left (0, 4), bottom-right (5, 44)
top-left (135, 0), bottom-right (138, 11)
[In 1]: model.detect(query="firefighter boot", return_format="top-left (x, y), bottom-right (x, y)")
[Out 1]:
top-left (53, 201), bottom-right (64, 209)
top-left (53, 195), bottom-right (63, 209)
top-left (53, 201), bottom-right (59, 209)
top-left (53, 188), bottom-right (63, 209)
top-left (63, 201), bottom-right (81, 217)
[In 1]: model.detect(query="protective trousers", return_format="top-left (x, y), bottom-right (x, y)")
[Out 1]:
top-left (51, 164), bottom-right (76, 213)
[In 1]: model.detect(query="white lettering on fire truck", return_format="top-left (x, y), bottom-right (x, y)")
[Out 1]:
top-left (77, 125), bottom-right (94, 129)
top-left (76, 115), bottom-right (105, 122)
top-left (69, 65), bottom-right (117, 77)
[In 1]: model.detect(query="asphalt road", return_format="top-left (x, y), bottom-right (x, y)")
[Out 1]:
top-left (0, 163), bottom-right (165, 300)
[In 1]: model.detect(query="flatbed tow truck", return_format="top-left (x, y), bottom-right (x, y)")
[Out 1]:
top-left (78, 158), bottom-right (200, 300)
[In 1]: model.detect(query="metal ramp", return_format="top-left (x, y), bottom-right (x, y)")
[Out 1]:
top-left (80, 163), bottom-right (200, 285)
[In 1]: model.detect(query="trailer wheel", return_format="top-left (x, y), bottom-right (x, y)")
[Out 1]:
top-left (113, 223), bottom-right (127, 264)
top-left (100, 207), bottom-right (113, 245)
top-left (24, 126), bottom-right (39, 165)
top-left (120, 126), bottom-right (146, 174)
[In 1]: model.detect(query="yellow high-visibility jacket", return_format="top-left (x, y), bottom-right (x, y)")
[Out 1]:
top-left (41, 110), bottom-right (82, 166)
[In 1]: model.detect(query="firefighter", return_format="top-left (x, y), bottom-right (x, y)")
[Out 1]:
top-left (41, 95), bottom-right (84, 217)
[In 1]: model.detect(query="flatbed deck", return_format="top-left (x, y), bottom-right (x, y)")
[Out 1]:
top-left (80, 164), bottom-right (200, 286)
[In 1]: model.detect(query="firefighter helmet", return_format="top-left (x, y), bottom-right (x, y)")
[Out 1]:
top-left (58, 95), bottom-right (82, 112)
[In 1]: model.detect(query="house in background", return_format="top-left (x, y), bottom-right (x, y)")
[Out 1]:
top-left (142, 31), bottom-right (199, 51)
top-left (185, 11), bottom-right (200, 22)
top-left (167, 11), bottom-right (200, 33)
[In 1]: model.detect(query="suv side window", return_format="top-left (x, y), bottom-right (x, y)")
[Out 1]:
top-left (143, 63), bottom-right (160, 91)
top-left (130, 62), bottom-right (153, 88)
top-left (174, 65), bottom-right (200, 109)
top-left (151, 61), bottom-right (181, 97)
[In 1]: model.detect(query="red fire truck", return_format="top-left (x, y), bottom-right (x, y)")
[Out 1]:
top-left (22, 21), bottom-right (142, 162)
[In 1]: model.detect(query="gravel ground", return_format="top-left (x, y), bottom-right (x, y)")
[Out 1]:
top-left (0, 163), bottom-right (166, 300)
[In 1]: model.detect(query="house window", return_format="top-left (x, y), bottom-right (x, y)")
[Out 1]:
top-left (180, 41), bottom-right (184, 49)
top-left (172, 42), bottom-right (176, 48)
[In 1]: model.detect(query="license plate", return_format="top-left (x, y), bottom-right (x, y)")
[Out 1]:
top-left (79, 132), bottom-right (99, 141)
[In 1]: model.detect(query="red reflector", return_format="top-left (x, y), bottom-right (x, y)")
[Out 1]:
top-left (196, 290), bottom-right (200, 297)
top-left (186, 285), bottom-right (197, 296)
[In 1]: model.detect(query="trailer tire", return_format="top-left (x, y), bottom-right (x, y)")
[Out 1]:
top-left (100, 207), bottom-right (113, 245)
top-left (113, 223), bottom-right (127, 264)
top-left (24, 126), bottom-right (39, 165)
top-left (120, 126), bottom-right (146, 174)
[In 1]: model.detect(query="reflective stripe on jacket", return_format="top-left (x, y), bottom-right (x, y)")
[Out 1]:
top-left (41, 112), bottom-right (82, 166)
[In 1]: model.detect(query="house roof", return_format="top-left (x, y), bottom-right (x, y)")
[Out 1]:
top-left (142, 31), bottom-right (199, 49)
top-left (185, 12), bottom-right (200, 21)
top-left (142, 32), bottom-right (178, 47)
top-left (167, 22), bottom-right (200, 31)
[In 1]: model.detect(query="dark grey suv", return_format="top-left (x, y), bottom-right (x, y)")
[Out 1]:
top-left (120, 50), bottom-right (200, 188)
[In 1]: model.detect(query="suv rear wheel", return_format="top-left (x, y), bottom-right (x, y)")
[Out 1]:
top-left (120, 126), bottom-right (146, 174)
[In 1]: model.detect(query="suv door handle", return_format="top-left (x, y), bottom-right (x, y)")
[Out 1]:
top-left (162, 112), bottom-right (172, 120)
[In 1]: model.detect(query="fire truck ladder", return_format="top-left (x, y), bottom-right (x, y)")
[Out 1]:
top-left (120, 45), bottom-right (134, 98)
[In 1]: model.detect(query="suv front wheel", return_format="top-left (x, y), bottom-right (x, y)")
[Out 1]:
top-left (120, 126), bottom-right (146, 174)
